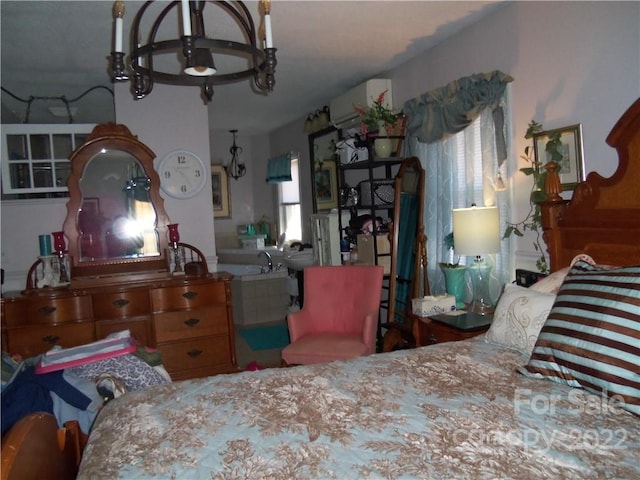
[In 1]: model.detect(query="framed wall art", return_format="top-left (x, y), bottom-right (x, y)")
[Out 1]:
top-left (313, 160), bottom-right (338, 211)
top-left (211, 164), bottom-right (231, 218)
top-left (533, 124), bottom-right (584, 190)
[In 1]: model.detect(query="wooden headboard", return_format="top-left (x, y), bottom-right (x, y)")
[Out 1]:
top-left (540, 98), bottom-right (640, 271)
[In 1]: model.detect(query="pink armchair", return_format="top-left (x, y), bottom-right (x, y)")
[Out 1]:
top-left (281, 265), bottom-right (384, 365)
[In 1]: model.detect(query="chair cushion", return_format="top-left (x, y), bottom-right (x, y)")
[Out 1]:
top-left (281, 333), bottom-right (369, 365)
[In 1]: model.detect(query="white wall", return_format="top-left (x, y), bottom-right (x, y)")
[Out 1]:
top-left (208, 131), bottom-right (276, 249)
top-left (389, 1), bottom-right (639, 271)
top-left (268, 1), bottom-right (640, 273)
top-left (114, 83), bottom-right (216, 265)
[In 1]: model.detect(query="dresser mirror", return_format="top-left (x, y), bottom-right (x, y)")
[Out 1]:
top-left (387, 157), bottom-right (427, 326)
top-left (63, 123), bottom-right (171, 283)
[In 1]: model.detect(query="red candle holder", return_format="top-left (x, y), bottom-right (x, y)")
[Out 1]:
top-left (168, 224), bottom-right (180, 245)
top-left (52, 231), bottom-right (66, 254)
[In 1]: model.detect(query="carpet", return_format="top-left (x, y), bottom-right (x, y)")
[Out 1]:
top-left (239, 324), bottom-right (290, 351)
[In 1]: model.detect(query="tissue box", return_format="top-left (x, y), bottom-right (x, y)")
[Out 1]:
top-left (412, 295), bottom-right (456, 316)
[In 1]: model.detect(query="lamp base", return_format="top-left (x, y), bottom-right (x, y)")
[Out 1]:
top-left (466, 258), bottom-right (494, 316)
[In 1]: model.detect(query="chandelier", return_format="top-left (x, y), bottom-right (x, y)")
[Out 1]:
top-left (225, 129), bottom-right (246, 180)
top-left (110, 0), bottom-right (277, 102)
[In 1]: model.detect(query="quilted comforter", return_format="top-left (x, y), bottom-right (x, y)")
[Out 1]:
top-left (78, 338), bottom-right (639, 479)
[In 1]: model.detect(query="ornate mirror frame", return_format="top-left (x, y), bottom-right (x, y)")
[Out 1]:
top-left (387, 157), bottom-right (427, 326)
top-left (63, 123), bottom-right (171, 283)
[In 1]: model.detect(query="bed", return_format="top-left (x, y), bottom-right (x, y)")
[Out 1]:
top-left (7, 99), bottom-right (640, 479)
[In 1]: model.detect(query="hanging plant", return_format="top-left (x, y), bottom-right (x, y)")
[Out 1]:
top-left (504, 120), bottom-right (563, 273)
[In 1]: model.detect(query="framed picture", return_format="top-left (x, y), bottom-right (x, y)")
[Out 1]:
top-left (211, 165), bottom-right (231, 218)
top-left (313, 160), bottom-right (338, 211)
top-left (533, 124), bottom-right (584, 190)
top-left (81, 197), bottom-right (100, 216)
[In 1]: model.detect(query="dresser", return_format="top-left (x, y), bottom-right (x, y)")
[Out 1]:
top-left (0, 273), bottom-right (237, 381)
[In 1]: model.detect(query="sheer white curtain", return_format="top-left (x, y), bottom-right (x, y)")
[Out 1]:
top-left (406, 105), bottom-right (512, 304)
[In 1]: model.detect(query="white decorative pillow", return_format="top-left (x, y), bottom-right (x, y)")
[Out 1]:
top-left (530, 254), bottom-right (596, 294)
top-left (485, 283), bottom-right (555, 356)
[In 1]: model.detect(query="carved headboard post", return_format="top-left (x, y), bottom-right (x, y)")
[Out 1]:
top-left (537, 98), bottom-right (640, 271)
top-left (538, 164), bottom-right (569, 272)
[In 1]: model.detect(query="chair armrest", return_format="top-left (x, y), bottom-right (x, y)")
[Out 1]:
top-left (287, 308), bottom-right (314, 342)
top-left (361, 311), bottom-right (378, 355)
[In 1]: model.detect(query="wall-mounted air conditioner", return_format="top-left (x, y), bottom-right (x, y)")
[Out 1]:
top-left (329, 79), bottom-right (392, 128)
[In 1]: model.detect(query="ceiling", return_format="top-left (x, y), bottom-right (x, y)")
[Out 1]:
top-left (1, 1), bottom-right (506, 135)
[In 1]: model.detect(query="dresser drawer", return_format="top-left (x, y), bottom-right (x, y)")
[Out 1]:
top-left (96, 315), bottom-right (152, 346)
top-left (92, 290), bottom-right (150, 319)
top-left (159, 335), bottom-right (231, 375)
top-left (6, 322), bottom-right (95, 358)
top-left (3, 295), bottom-right (92, 326)
top-left (150, 282), bottom-right (227, 312)
top-left (153, 305), bottom-right (228, 343)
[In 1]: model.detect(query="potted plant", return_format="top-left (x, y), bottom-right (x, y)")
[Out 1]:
top-left (353, 89), bottom-right (404, 157)
top-left (438, 232), bottom-right (467, 309)
top-left (503, 121), bottom-right (563, 273)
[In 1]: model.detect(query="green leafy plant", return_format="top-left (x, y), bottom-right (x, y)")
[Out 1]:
top-left (353, 89), bottom-right (399, 134)
top-left (503, 120), bottom-right (562, 273)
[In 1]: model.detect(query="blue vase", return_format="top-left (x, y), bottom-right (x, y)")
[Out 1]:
top-left (441, 265), bottom-right (467, 310)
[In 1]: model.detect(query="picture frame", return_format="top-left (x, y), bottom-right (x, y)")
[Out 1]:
top-left (81, 197), bottom-right (100, 216)
top-left (211, 165), bottom-right (231, 218)
top-left (533, 124), bottom-right (584, 190)
top-left (313, 160), bottom-right (338, 211)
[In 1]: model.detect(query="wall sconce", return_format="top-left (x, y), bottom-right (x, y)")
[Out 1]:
top-left (452, 205), bottom-right (500, 315)
top-left (224, 130), bottom-right (246, 180)
top-left (303, 106), bottom-right (330, 134)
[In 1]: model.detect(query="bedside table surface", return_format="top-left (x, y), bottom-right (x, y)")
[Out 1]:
top-left (428, 311), bottom-right (493, 332)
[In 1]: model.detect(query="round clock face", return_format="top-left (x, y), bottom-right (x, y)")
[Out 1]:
top-left (157, 150), bottom-right (207, 199)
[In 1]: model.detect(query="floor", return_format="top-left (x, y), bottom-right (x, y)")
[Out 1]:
top-left (233, 319), bottom-right (287, 370)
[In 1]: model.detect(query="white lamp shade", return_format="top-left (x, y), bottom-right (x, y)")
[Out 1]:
top-left (452, 206), bottom-right (500, 256)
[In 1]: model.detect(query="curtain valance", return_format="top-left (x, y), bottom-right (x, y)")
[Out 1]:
top-left (265, 152), bottom-right (292, 184)
top-left (403, 70), bottom-right (513, 164)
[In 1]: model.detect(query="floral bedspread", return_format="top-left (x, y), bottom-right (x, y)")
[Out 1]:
top-left (78, 339), bottom-right (639, 479)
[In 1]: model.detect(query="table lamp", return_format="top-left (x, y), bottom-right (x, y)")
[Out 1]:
top-left (452, 206), bottom-right (500, 315)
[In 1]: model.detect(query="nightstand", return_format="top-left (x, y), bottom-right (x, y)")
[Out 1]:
top-left (411, 311), bottom-right (492, 346)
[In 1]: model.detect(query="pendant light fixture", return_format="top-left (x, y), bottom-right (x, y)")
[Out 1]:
top-left (224, 130), bottom-right (246, 180)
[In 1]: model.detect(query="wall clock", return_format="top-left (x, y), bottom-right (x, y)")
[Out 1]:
top-left (157, 150), bottom-right (207, 199)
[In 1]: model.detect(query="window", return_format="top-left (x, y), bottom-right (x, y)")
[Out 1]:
top-left (1, 124), bottom-right (94, 199)
top-left (277, 155), bottom-right (302, 243)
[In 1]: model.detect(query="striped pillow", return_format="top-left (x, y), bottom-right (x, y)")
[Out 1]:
top-left (519, 261), bottom-right (640, 415)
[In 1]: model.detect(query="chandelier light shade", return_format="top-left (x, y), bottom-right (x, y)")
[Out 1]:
top-left (452, 205), bottom-right (500, 315)
top-left (225, 129), bottom-right (246, 180)
top-left (110, 0), bottom-right (277, 102)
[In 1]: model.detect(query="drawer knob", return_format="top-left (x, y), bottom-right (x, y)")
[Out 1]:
top-left (184, 318), bottom-right (200, 327)
top-left (42, 335), bottom-right (60, 344)
top-left (187, 349), bottom-right (203, 358)
top-left (182, 291), bottom-right (198, 300)
top-left (427, 334), bottom-right (438, 345)
top-left (38, 306), bottom-right (57, 316)
top-left (113, 298), bottom-right (130, 308)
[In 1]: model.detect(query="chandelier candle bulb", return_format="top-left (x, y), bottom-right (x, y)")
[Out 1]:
top-left (263, 0), bottom-right (273, 48)
top-left (113, 1), bottom-right (124, 53)
top-left (181, 0), bottom-right (192, 36)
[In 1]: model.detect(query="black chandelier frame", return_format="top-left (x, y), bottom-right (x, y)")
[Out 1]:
top-left (111, 1), bottom-right (277, 102)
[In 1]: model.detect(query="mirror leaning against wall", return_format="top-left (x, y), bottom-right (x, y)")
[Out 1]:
top-left (386, 157), bottom-right (427, 329)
